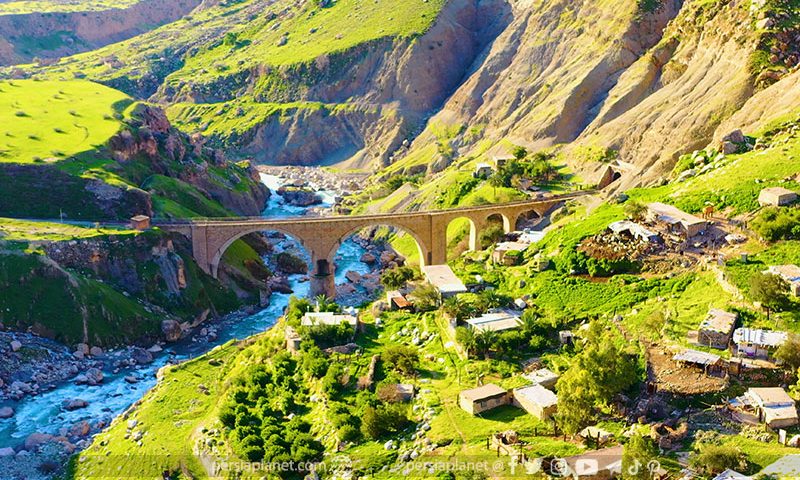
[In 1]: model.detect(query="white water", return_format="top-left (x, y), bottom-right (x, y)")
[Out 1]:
top-left (0, 174), bottom-right (371, 450)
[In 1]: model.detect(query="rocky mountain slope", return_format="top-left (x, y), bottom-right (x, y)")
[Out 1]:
top-left (0, 0), bottom-right (203, 66)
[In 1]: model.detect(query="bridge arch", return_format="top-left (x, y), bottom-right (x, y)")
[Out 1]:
top-left (327, 222), bottom-right (432, 270)
top-left (209, 227), bottom-right (311, 279)
top-left (445, 216), bottom-right (480, 259)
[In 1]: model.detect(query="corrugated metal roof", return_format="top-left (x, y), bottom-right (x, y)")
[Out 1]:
top-left (733, 328), bottom-right (787, 347)
top-left (673, 349), bottom-right (721, 366)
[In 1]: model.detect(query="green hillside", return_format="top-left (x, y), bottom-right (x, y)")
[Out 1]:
top-left (0, 79), bottom-right (131, 164)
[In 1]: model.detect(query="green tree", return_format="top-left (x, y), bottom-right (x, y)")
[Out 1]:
top-left (474, 329), bottom-right (498, 359)
top-left (442, 296), bottom-right (473, 321)
top-left (690, 445), bottom-right (748, 476)
top-left (409, 283), bottom-right (441, 311)
top-left (512, 145), bottom-right (528, 161)
top-left (455, 326), bottom-right (477, 357)
top-left (749, 273), bottom-right (790, 318)
top-left (622, 434), bottom-right (660, 480)
top-left (383, 345), bottom-right (420, 376)
top-left (381, 266), bottom-right (417, 290)
top-left (624, 201), bottom-right (647, 221)
top-left (361, 404), bottom-right (410, 439)
top-left (775, 333), bottom-right (800, 373)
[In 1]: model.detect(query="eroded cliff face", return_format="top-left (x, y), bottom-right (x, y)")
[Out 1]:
top-left (159, 0), bottom-right (513, 167)
top-left (0, 0), bottom-right (202, 66)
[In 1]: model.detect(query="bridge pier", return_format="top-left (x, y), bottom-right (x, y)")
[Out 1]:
top-left (310, 257), bottom-right (336, 299)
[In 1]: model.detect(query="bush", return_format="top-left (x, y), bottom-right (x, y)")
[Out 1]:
top-left (361, 403), bottom-right (410, 440)
top-left (751, 207), bottom-right (800, 242)
top-left (690, 445), bottom-right (748, 476)
top-left (382, 345), bottom-right (420, 376)
top-left (276, 251), bottom-right (308, 274)
top-left (381, 265), bottom-right (417, 290)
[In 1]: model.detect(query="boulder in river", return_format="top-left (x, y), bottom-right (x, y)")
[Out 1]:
top-left (161, 319), bottom-right (182, 342)
top-left (24, 432), bottom-right (53, 450)
top-left (0, 407), bottom-right (14, 419)
top-left (64, 399), bottom-right (89, 411)
top-left (89, 346), bottom-right (103, 357)
top-left (360, 252), bottom-right (377, 264)
top-left (9, 340), bottom-right (21, 352)
top-left (0, 447), bottom-right (14, 457)
top-left (131, 348), bottom-right (154, 365)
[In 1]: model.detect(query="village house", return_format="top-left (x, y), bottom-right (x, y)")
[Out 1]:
top-left (386, 290), bottom-right (412, 311)
top-left (465, 312), bottom-right (522, 333)
top-left (646, 202), bottom-right (708, 238)
top-left (561, 445), bottom-right (623, 480)
top-left (458, 384), bottom-right (509, 415)
top-left (758, 186), bottom-right (798, 207)
top-left (492, 155), bottom-right (512, 169)
top-left (512, 384), bottom-right (558, 420)
top-left (729, 387), bottom-right (799, 429)
top-left (492, 241), bottom-right (530, 265)
top-left (673, 349), bottom-right (724, 375)
top-left (301, 312), bottom-right (359, 332)
top-left (523, 368), bottom-right (560, 389)
top-left (421, 264), bottom-right (467, 298)
top-left (732, 328), bottom-right (787, 360)
top-left (766, 265), bottom-right (800, 296)
top-left (129, 215), bottom-right (151, 230)
top-left (698, 309), bottom-right (738, 349)
top-left (711, 470), bottom-right (751, 480)
top-left (607, 220), bottom-right (661, 243)
top-left (473, 162), bottom-right (494, 178)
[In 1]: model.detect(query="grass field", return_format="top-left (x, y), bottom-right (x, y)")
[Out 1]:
top-left (0, 217), bottom-right (136, 241)
top-left (0, 0), bottom-right (140, 15)
top-left (168, 0), bottom-right (446, 84)
top-left (0, 79), bottom-right (131, 164)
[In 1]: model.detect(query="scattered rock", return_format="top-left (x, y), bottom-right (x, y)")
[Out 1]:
top-left (360, 252), bottom-right (377, 264)
top-left (73, 350), bottom-right (85, 360)
top-left (69, 421), bottom-right (91, 438)
top-left (0, 447), bottom-right (14, 457)
top-left (124, 376), bottom-right (138, 384)
top-left (0, 407), bottom-right (14, 419)
top-left (161, 319), bottom-right (182, 342)
top-left (64, 399), bottom-right (88, 411)
top-left (24, 432), bottom-right (53, 450)
top-left (9, 340), bottom-right (21, 352)
top-left (131, 348), bottom-right (154, 365)
top-left (89, 346), bottom-right (103, 357)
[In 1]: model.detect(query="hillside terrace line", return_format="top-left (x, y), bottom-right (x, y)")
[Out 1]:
top-left (157, 191), bottom-right (590, 298)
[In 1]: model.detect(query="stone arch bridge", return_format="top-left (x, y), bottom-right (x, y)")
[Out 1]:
top-left (158, 192), bottom-right (588, 298)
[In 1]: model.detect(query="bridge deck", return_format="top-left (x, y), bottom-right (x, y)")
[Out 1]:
top-left (154, 191), bottom-right (592, 226)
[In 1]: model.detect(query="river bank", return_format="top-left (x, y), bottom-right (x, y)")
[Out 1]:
top-left (0, 171), bottom-right (397, 478)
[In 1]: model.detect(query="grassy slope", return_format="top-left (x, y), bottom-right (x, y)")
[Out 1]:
top-left (0, 217), bottom-right (136, 241)
top-left (0, 0), bottom-right (140, 15)
top-left (167, 0), bottom-right (446, 83)
top-left (0, 79), bottom-right (131, 164)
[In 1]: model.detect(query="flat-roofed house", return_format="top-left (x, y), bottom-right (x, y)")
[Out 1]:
top-left (512, 384), bottom-right (558, 420)
top-left (130, 215), bottom-right (151, 230)
top-left (465, 312), bottom-right (522, 333)
top-left (492, 241), bottom-right (530, 265)
top-left (760, 455), bottom-right (800, 479)
top-left (732, 328), bottom-right (788, 360)
top-left (646, 202), bottom-right (708, 238)
top-left (766, 265), bottom-right (800, 296)
top-left (301, 312), bottom-right (359, 332)
top-left (730, 387), bottom-right (799, 429)
top-left (421, 265), bottom-right (467, 298)
top-left (523, 368), bottom-right (560, 389)
top-left (458, 384), bottom-right (509, 415)
top-left (474, 162), bottom-right (494, 178)
top-left (759, 187), bottom-right (798, 207)
top-left (698, 309), bottom-right (738, 349)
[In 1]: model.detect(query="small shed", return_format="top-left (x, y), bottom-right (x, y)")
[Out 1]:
top-left (512, 384), bottom-right (558, 420)
top-left (562, 445), bottom-right (623, 479)
top-left (130, 215), bottom-right (151, 230)
top-left (492, 241), bottom-right (529, 265)
top-left (673, 349), bottom-right (723, 374)
top-left (386, 290), bottom-right (412, 311)
top-left (474, 162), bottom-right (494, 178)
top-left (608, 220), bottom-right (661, 243)
top-left (731, 387), bottom-right (799, 429)
top-left (758, 187), bottom-right (798, 207)
top-left (732, 328), bottom-right (787, 360)
top-left (698, 309), bottom-right (738, 349)
top-left (459, 384), bottom-right (509, 415)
